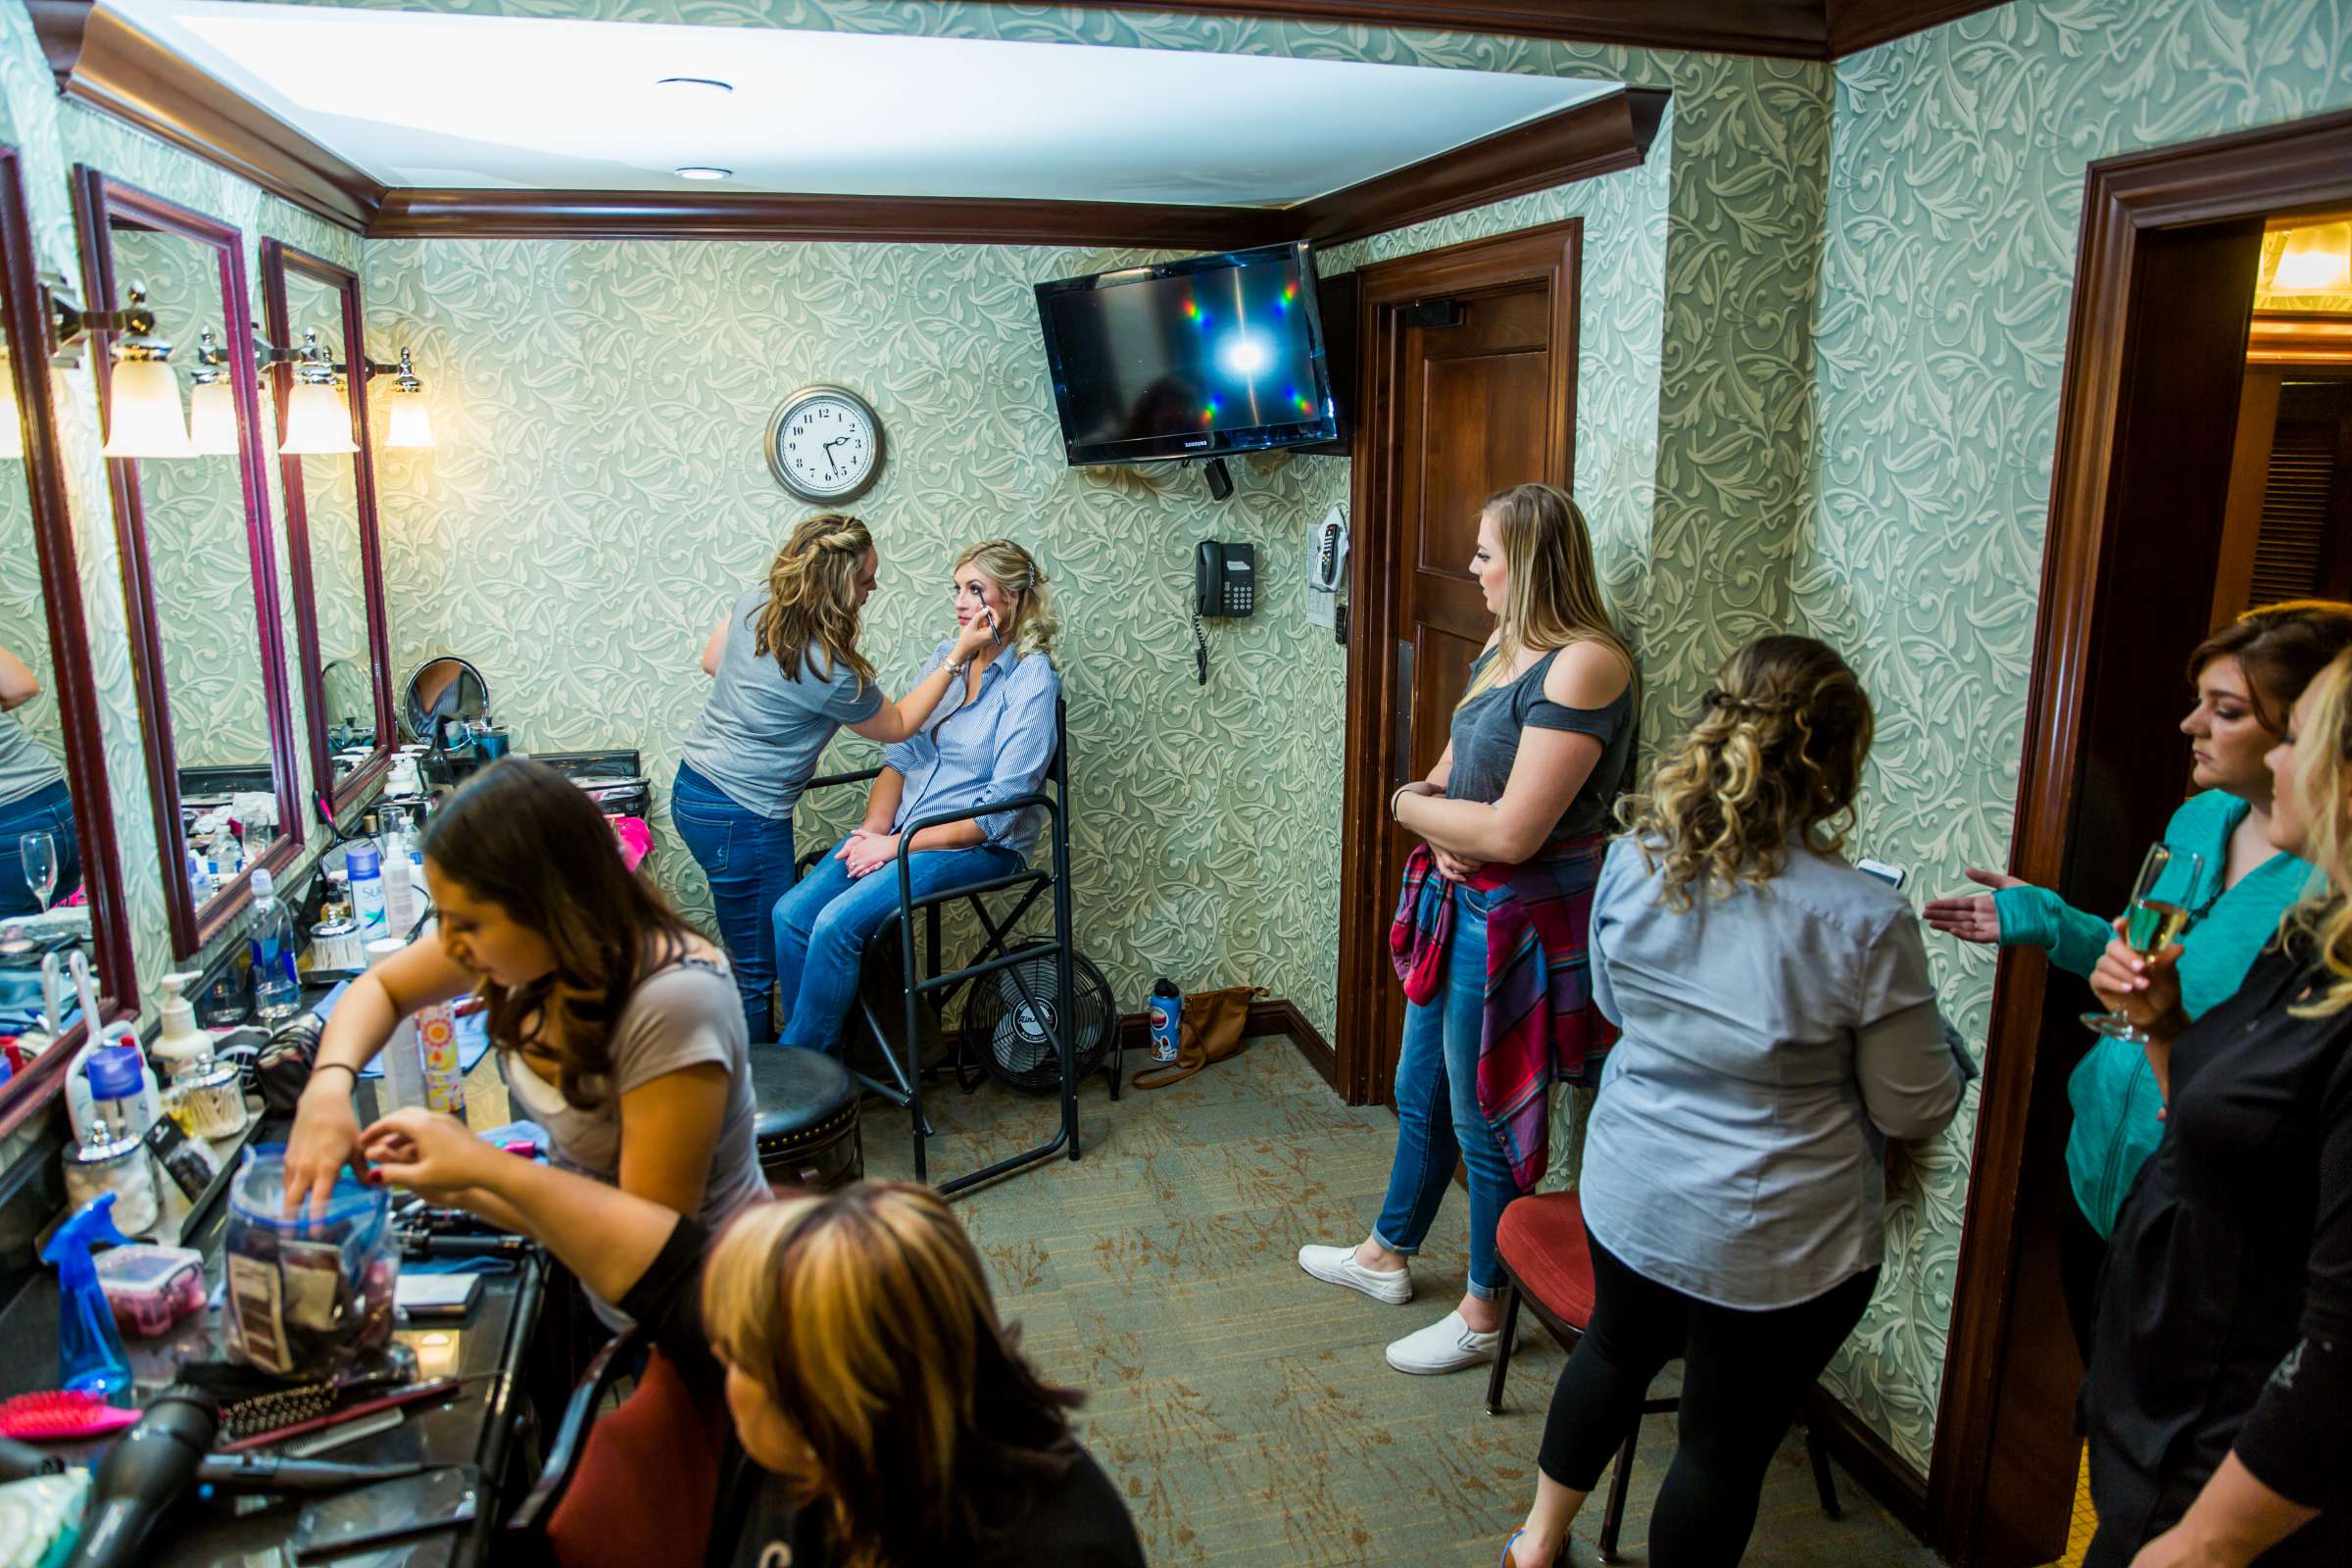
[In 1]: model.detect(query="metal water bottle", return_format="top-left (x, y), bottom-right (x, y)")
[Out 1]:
top-left (1149, 978), bottom-right (1182, 1065)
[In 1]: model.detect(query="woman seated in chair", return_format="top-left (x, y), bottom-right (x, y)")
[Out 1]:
top-left (770, 538), bottom-right (1061, 1054)
top-left (360, 1107), bottom-right (1149, 1567)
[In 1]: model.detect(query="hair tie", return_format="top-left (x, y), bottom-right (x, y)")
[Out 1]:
top-left (1704, 689), bottom-right (1795, 718)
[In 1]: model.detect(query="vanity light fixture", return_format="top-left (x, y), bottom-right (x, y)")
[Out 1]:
top-left (185, 329), bottom-right (241, 456)
top-left (276, 328), bottom-right (358, 457)
top-left (2272, 220), bottom-right (2352, 295)
top-left (367, 346), bottom-right (433, 449)
top-left (675, 167), bottom-right (733, 181)
top-left (74, 282), bottom-right (194, 462)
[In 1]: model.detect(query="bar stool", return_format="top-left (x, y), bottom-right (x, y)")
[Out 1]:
top-left (748, 1044), bottom-right (861, 1193)
top-left (1485, 1191), bottom-right (1843, 1563)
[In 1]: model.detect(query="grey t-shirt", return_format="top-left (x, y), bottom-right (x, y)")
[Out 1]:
top-left (504, 956), bottom-right (769, 1248)
top-left (1446, 647), bottom-right (1635, 843)
top-left (0, 714), bottom-right (65, 809)
top-left (679, 585), bottom-right (883, 819)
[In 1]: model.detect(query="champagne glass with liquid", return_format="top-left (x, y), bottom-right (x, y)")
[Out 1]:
top-left (2082, 842), bottom-right (2205, 1042)
top-left (20, 830), bottom-right (56, 914)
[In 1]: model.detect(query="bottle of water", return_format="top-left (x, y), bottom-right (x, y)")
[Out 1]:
top-left (247, 867), bottom-right (302, 1023)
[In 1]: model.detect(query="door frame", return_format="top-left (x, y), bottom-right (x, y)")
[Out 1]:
top-left (1334, 220), bottom-right (1582, 1105)
top-left (1929, 106), bottom-right (2352, 1565)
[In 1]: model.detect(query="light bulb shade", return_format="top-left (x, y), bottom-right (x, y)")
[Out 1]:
top-left (101, 358), bottom-right (193, 460)
top-left (2273, 221), bottom-right (2352, 294)
top-left (187, 380), bottom-right (241, 456)
top-left (384, 395), bottom-right (434, 449)
top-left (0, 370), bottom-right (21, 461)
top-left (278, 380), bottom-right (357, 456)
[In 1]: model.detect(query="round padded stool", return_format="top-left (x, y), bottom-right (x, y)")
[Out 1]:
top-left (749, 1045), bottom-right (862, 1193)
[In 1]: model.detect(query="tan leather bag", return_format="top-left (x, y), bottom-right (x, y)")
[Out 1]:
top-left (1132, 985), bottom-right (1266, 1090)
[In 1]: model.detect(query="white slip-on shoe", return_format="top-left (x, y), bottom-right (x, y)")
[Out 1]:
top-left (1385, 1309), bottom-right (1502, 1374)
top-left (1297, 1244), bottom-right (1414, 1305)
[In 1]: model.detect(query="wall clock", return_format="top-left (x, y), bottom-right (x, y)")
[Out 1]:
top-left (764, 384), bottom-right (885, 505)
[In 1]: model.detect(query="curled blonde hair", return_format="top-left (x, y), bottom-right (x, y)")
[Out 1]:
top-left (1621, 635), bottom-right (1874, 910)
top-left (1457, 482), bottom-right (1634, 710)
top-left (702, 1183), bottom-right (1082, 1568)
top-left (954, 538), bottom-right (1057, 662)
top-left (755, 514), bottom-right (876, 692)
top-left (2286, 649), bottom-right (2352, 1016)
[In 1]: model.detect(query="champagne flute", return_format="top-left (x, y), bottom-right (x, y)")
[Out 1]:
top-left (20, 830), bottom-right (56, 914)
top-left (2082, 842), bottom-right (2204, 1042)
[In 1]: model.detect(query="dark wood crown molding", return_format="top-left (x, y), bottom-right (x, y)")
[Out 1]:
top-left (45, 3), bottom-right (385, 232)
top-left (1822, 0), bottom-right (2011, 58)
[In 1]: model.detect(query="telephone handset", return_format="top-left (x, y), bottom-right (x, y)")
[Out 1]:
top-left (1192, 540), bottom-right (1255, 687)
top-left (1195, 541), bottom-right (1256, 617)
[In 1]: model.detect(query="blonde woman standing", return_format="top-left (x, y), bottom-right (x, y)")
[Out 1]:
top-left (770, 538), bottom-right (1062, 1057)
top-left (1299, 482), bottom-right (1638, 1377)
top-left (1502, 635), bottom-right (1973, 1568)
top-left (676, 514), bottom-right (998, 1041)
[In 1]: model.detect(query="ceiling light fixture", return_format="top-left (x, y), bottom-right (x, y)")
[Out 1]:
top-left (675, 167), bottom-right (733, 181)
top-left (656, 75), bottom-right (733, 94)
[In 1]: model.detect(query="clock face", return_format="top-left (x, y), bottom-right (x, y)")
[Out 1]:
top-left (766, 387), bottom-right (883, 503)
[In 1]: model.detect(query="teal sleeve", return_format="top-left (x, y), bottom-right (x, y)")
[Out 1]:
top-left (1992, 884), bottom-right (2113, 977)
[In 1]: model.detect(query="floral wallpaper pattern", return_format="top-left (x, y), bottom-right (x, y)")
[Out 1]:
top-left (0, 0), bottom-right (2344, 1490)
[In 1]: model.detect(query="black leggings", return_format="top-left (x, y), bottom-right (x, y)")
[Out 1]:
top-left (1538, 1242), bottom-right (1879, 1568)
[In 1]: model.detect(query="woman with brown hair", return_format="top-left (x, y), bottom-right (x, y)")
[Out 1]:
top-left (1925, 600), bottom-right (2352, 1360)
top-left (282, 759), bottom-right (765, 1312)
top-left (677, 513), bottom-right (1001, 1040)
top-left (351, 1103), bottom-right (1148, 1568)
top-left (1298, 481), bottom-right (1637, 1377)
top-left (1502, 635), bottom-right (1973, 1568)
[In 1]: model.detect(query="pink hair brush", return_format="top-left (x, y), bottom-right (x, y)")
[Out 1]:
top-left (0, 1389), bottom-right (142, 1442)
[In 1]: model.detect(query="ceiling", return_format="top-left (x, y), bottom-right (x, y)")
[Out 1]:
top-left (109, 0), bottom-right (1622, 206)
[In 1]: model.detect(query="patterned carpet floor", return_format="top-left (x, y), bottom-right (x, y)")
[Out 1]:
top-left (860, 1036), bottom-right (1946, 1567)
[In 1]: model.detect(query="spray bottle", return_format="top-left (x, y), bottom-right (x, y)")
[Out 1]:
top-left (40, 1192), bottom-right (133, 1396)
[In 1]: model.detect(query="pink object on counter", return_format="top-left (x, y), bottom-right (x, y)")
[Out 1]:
top-left (613, 815), bottom-right (652, 873)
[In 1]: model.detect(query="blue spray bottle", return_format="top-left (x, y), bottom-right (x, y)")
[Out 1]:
top-left (40, 1192), bottom-right (132, 1396)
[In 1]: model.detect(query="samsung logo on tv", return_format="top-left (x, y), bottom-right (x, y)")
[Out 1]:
top-left (1184, 438), bottom-right (1209, 448)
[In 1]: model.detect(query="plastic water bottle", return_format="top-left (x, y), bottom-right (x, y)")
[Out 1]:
top-left (247, 868), bottom-right (302, 1023)
top-left (368, 936), bottom-right (427, 1113)
top-left (1149, 978), bottom-right (1183, 1064)
top-left (347, 842), bottom-right (388, 942)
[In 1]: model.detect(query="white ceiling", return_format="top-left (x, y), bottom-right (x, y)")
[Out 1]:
top-left (106, 1), bottom-right (1620, 206)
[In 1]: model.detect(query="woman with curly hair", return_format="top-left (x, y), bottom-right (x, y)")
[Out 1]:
top-left (677, 514), bottom-right (1003, 1040)
top-left (1501, 634), bottom-right (1975, 1568)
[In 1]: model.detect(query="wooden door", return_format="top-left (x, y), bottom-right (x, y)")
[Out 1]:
top-left (1336, 223), bottom-right (1579, 1106)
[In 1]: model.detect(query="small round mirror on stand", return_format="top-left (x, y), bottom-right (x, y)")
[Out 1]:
top-left (401, 657), bottom-right (490, 752)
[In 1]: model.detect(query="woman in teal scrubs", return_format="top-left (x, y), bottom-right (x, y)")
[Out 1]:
top-left (1927, 600), bottom-right (2352, 1361)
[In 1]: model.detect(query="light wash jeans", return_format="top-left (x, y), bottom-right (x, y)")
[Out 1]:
top-left (1373, 886), bottom-right (1515, 1300)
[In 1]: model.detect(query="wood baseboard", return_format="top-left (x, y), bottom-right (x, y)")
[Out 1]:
top-left (1114, 996), bottom-right (1338, 1089)
top-left (1801, 1384), bottom-right (1931, 1538)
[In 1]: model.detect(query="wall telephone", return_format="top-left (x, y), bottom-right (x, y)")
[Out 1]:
top-left (1192, 541), bottom-right (1255, 686)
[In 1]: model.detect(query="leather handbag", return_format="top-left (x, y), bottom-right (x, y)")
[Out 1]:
top-left (1132, 985), bottom-right (1266, 1090)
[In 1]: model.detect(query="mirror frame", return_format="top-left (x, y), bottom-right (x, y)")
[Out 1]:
top-left (0, 144), bottom-right (137, 1139)
top-left (259, 239), bottom-right (394, 822)
top-left (74, 167), bottom-right (304, 960)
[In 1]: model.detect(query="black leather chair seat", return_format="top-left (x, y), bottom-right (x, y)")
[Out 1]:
top-left (749, 1045), bottom-right (861, 1192)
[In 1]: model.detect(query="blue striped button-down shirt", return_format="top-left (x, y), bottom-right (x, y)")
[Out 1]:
top-left (882, 641), bottom-right (1060, 862)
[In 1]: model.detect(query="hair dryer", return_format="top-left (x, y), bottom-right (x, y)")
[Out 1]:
top-left (65, 1383), bottom-right (220, 1568)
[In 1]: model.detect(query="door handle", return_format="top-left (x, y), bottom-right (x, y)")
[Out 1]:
top-left (1392, 637), bottom-right (1415, 793)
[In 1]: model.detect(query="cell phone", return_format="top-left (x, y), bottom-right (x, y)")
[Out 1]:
top-left (291, 1464), bottom-right (479, 1559)
top-left (1857, 858), bottom-right (1908, 891)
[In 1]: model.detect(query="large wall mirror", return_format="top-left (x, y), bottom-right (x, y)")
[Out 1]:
top-left (260, 240), bottom-right (392, 819)
top-left (0, 145), bottom-right (136, 1135)
top-left (74, 169), bottom-right (301, 959)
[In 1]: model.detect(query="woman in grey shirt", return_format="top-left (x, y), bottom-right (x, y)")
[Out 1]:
top-left (1502, 635), bottom-right (1975, 1568)
top-left (0, 638), bottom-right (76, 917)
top-left (675, 514), bottom-right (999, 1040)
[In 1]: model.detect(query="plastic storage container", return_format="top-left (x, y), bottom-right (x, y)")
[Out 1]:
top-left (61, 1117), bottom-right (158, 1237)
top-left (95, 1244), bottom-right (206, 1337)
top-left (220, 1146), bottom-right (398, 1378)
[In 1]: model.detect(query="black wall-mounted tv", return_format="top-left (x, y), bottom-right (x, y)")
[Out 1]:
top-left (1034, 240), bottom-right (1339, 467)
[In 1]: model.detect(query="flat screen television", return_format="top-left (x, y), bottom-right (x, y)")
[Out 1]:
top-left (1034, 240), bottom-right (1339, 466)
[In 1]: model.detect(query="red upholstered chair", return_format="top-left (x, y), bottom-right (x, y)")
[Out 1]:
top-left (1487, 1192), bottom-right (1843, 1563)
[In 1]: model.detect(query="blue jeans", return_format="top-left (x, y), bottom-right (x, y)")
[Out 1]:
top-left (1374, 886), bottom-right (1515, 1300)
top-left (670, 762), bottom-right (797, 1043)
top-left (772, 839), bottom-right (1023, 1055)
top-left (0, 779), bottom-right (80, 921)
